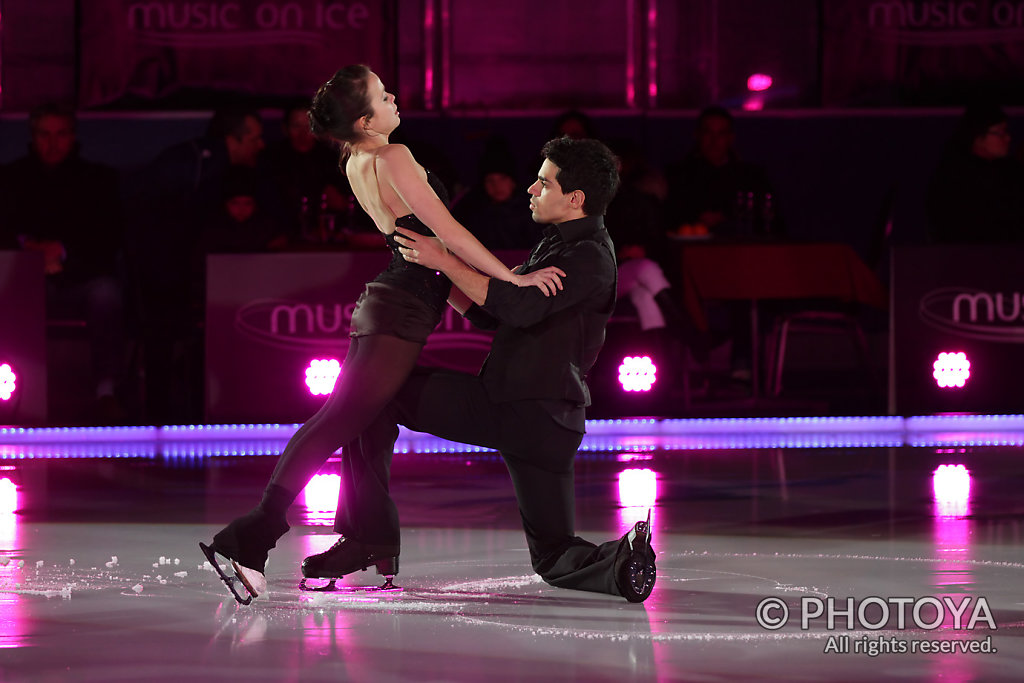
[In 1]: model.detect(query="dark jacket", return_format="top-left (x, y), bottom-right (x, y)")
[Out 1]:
top-left (465, 215), bottom-right (617, 423)
top-left (0, 150), bottom-right (122, 283)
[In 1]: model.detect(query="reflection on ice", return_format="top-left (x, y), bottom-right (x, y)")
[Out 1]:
top-left (617, 467), bottom-right (657, 535)
top-left (302, 474), bottom-right (341, 526)
top-left (0, 478), bottom-right (16, 514)
top-left (933, 464), bottom-right (971, 519)
top-left (931, 464), bottom-right (976, 681)
top-left (0, 477), bottom-right (18, 550)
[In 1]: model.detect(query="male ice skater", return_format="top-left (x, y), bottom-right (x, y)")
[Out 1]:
top-left (301, 136), bottom-right (657, 602)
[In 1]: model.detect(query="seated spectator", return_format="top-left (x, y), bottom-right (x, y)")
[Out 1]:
top-left (604, 139), bottom-right (709, 364)
top-left (126, 106), bottom-right (276, 423)
top-left (0, 103), bottom-right (126, 421)
top-left (665, 106), bottom-right (781, 238)
top-left (264, 99), bottom-right (365, 243)
top-left (199, 167), bottom-right (286, 255)
top-left (453, 138), bottom-right (541, 250)
top-left (663, 106), bottom-right (787, 380)
top-left (551, 109), bottom-right (600, 141)
top-left (927, 101), bottom-right (1024, 244)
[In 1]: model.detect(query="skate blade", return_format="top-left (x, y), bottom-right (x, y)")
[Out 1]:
top-left (200, 542), bottom-right (260, 606)
top-left (231, 559), bottom-right (267, 598)
top-left (626, 510), bottom-right (652, 552)
top-left (300, 576), bottom-right (402, 593)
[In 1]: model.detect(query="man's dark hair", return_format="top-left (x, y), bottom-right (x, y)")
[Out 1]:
top-left (206, 106), bottom-right (261, 140)
top-left (29, 102), bottom-right (76, 131)
top-left (541, 136), bottom-right (620, 216)
top-left (696, 105), bottom-right (734, 128)
top-left (281, 97), bottom-right (313, 122)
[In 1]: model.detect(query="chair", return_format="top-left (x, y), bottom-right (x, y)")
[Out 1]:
top-left (766, 186), bottom-right (895, 396)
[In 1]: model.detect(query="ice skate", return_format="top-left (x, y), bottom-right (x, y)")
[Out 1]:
top-left (616, 510), bottom-right (657, 603)
top-left (200, 505), bottom-right (289, 605)
top-left (299, 537), bottom-right (401, 593)
top-left (200, 541), bottom-right (266, 605)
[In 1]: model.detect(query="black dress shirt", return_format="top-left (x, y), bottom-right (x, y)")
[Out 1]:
top-left (465, 215), bottom-right (617, 432)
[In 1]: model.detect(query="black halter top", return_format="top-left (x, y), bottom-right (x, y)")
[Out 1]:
top-left (372, 169), bottom-right (453, 315)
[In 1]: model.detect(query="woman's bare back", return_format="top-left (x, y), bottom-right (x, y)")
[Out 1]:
top-left (345, 148), bottom-right (422, 236)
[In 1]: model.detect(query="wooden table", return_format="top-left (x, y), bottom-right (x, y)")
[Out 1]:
top-left (675, 241), bottom-right (888, 397)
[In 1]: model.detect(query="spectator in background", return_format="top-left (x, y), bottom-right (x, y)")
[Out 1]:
top-left (604, 138), bottom-right (709, 365)
top-left (665, 106), bottom-right (780, 238)
top-left (453, 137), bottom-right (541, 250)
top-left (198, 166), bottom-right (286, 255)
top-left (192, 167), bottom-right (286, 315)
top-left (0, 103), bottom-right (126, 421)
top-left (927, 102), bottom-right (1024, 244)
top-left (551, 109), bottom-right (599, 141)
top-left (664, 106), bottom-right (784, 381)
top-left (264, 99), bottom-right (363, 243)
top-left (126, 106), bottom-right (277, 423)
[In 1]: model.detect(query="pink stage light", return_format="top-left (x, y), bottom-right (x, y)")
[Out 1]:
top-left (747, 73), bottom-right (773, 92)
top-left (933, 352), bottom-right (970, 388)
top-left (618, 356), bottom-right (657, 392)
top-left (933, 464), bottom-right (971, 518)
top-left (0, 478), bottom-right (17, 514)
top-left (618, 468), bottom-right (657, 508)
top-left (0, 364), bottom-right (15, 401)
top-left (304, 359), bottom-right (341, 396)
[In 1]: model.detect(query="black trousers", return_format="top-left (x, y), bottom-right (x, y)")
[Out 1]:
top-left (335, 365), bottom-right (628, 597)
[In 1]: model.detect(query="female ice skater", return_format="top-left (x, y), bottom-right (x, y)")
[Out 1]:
top-left (201, 64), bottom-right (563, 605)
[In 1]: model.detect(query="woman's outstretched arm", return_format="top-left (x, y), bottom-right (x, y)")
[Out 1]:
top-left (375, 144), bottom-right (562, 295)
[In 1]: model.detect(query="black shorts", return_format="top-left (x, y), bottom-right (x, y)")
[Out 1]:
top-left (348, 282), bottom-right (442, 344)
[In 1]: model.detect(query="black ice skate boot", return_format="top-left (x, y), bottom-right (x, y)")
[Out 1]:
top-left (200, 485), bottom-right (292, 605)
top-left (615, 511), bottom-right (657, 603)
top-left (300, 537), bottom-right (401, 592)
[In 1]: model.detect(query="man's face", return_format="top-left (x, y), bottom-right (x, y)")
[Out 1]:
top-left (696, 115), bottom-right (735, 166)
top-left (484, 172), bottom-right (516, 203)
top-left (527, 159), bottom-right (576, 224)
top-left (284, 109), bottom-right (315, 153)
top-left (973, 122), bottom-right (1011, 160)
top-left (226, 196), bottom-right (256, 223)
top-left (227, 116), bottom-right (265, 167)
top-left (32, 115), bottom-right (76, 167)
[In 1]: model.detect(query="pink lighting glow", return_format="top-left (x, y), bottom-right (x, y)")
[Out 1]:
top-left (747, 73), bottom-right (773, 92)
top-left (305, 359), bottom-right (341, 396)
top-left (302, 473), bottom-right (340, 525)
top-left (742, 96), bottom-right (764, 111)
top-left (933, 464), bottom-right (971, 518)
top-left (618, 468), bottom-right (657, 508)
top-left (933, 351), bottom-right (970, 388)
top-left (0, 364), bottom-right (15, 401)
top-left (618, 356), bottom-right (657, 392)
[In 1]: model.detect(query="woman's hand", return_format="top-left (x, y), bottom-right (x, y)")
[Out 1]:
top-left (513, 266), bottom-right (565, 297)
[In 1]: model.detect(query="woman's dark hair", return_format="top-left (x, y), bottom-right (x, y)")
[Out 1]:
top-left (541, 136), bottom-right (620, 216)
top-left (308, 64), bottom-right (375, 146)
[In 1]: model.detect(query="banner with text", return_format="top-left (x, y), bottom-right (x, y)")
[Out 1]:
top-left (79, 0), bottom-right (392, 107)
top-left (891, 245), bottom-right (1024, 415)
top-left (824, 0), bottom-right (1024, 105)
top-left (205, 251), bottom-right (531, 424)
